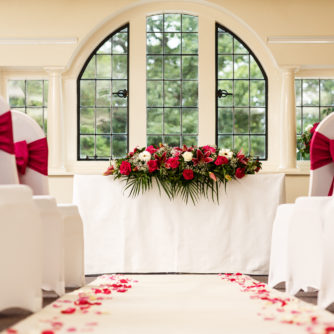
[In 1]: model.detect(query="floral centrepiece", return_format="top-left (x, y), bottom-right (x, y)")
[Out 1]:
top-left (297, 122), bottom-right (319, 159)
top-left (104, 144), bottom-right (262, 204)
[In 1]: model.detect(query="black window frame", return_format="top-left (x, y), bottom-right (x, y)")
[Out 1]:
top-left (77, 23), bottom-right (129, 161)
top-left (215, 22), bottom-right (268, 160)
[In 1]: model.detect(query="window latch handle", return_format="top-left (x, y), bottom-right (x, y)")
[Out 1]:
top-left (112, 89), bottom-right (128, 98)
top-left (217, 89), bottom-right (233, 98)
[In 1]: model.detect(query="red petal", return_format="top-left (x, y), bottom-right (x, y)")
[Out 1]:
top-left (61, 308), bottom-right (76, 314)
top-left (6, 330), bottom-right (17, 334)
top-left (41, 331), bottom-right (54, 334)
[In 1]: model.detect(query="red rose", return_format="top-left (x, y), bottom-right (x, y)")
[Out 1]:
top-left (166, 157), bottom-right (180, 169)
top-left (202, 145), bottom-right (216, 154)
top-left (183, 169), bottom-right (194, 180)
top-left (147, 159), bottom-right (158, 173)
top-left (215, 156), bottom-right (228, 166)
top-left (146, 145), bottom-right (158, 154)
top-left (310, 122), bottom-right (319, 134)
top-left (235, 167), bottom-right (245, 179)
top-left (119, 161), bottom-right (131, 175)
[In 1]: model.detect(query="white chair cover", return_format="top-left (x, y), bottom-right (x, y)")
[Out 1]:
top-left (269, 113), bottom-right (334, 305)
top-left (11, 109), bottom-right (84, 289)
top-left (318, 199), bottom-right (334, 308)
top-left (58, 204), bottom-right (85, 287)
top-left (0, 185), bottom-right (42, 312)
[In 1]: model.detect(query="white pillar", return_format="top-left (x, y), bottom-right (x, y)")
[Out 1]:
top-left (279, 67), bottom-right (298, 170)
top-left (44, 67), bottom-right (65, 172)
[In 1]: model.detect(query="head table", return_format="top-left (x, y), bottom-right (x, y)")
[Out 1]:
top-left (73, 173), bottom-right (285, 275)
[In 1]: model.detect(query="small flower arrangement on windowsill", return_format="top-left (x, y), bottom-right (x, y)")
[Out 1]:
top-left (104, 144), bottom-right (262, 204)
top-left (297, 123), bottom-right (319, 159)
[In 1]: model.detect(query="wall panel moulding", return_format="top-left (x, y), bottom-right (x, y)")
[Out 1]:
top-left (0, 38), bottom-right (78, 45)
top-left (267, 36), bottom-right (334, 44)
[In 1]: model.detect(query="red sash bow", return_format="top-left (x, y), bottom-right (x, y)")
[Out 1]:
top-left (0, 111), bottom-right (15, 154)
top-left (310, 131), bottom-right (334, 195)
top-left (14, 137), bottom-right (48, 176)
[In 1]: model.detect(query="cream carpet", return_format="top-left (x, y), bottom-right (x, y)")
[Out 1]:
top-left (3, 274), bottom-right (334, 334)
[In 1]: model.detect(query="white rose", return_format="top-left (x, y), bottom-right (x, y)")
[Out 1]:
top-left (138, 150), bottom-right (151, 162)
top-left (218, 148), bottom-right (233, 159)
top-left (305, 124), bottom-right (313, 132)
top-left (182, 151), bottom-right (193, 162)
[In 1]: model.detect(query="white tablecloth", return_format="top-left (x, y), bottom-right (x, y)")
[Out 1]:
top-left (73, 174), bottom-right (285, 275)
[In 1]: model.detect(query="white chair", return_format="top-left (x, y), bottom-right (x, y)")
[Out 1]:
top-left (10, 109), bottom-right (85, 290)
top-left (318, 199), bottom-right (334, 308)
top-left (269, 113), bottom-right (334, 299)
top-left (0, 185), bottom-right (43, 312)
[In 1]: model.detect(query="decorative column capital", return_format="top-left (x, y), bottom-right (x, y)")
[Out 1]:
top-left (280, 65), bottom-right (300, 75)
top-left (43, 66), bottom-right (66, 76)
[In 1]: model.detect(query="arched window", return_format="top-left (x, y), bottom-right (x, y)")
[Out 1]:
top-left (77, 24), bottom-right (129, 160)
top-left (216, 24), bottom-right (267, 159)
top-left (146, 14), bottom-right (198, 147)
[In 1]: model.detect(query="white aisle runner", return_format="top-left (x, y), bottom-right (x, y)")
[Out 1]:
top-left (3, 274), bottom-right (334, 334)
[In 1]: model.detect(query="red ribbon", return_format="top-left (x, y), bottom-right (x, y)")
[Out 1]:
top-left (310, 131), bottom-right (334, 195)
top-left (14, 137), bottom-right (48, 176)
top-left (0, 111), bottom-right (15, 154)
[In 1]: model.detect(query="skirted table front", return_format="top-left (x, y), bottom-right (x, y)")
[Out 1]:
top-left (73, 174), bottom-right (285, 275)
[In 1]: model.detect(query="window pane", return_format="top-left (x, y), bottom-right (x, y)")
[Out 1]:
top-left (164, 56), bottom-right (181, 79)
top-left (182, 81), bottom-right (198, 107)
top-left (182, 135), bottom-right (197, 146)
top-left (147, 81), bottom-right (163, 107)
top-left (250, 108), bottom-right (265, 134)
top-left (182, 109), bottom-right (198, 134)
top-left (112, 135), bottom-right (127, 158)
top-left (303, 79), bottom-right (319, 106)
top-left (164, 33), bottom-right (181, 54)
top-left (296, 107), bottom-right (302, 134)
top-left (250, 56), bottom-right (263, 79)
top-left (218, 56), bottom-right (233, 79)
top-left (80, 135), bottom-right (94, 158)
top-left (78, 25), bottom-right (129, 160)
top-left (27, 80), bottom-right (43, 107)
top-left (217, 80), bottom-right (233, 107)
top-left (234, 55), bottom-right (249, 79)
top-left (164, 108), bottom-right (180, 134)
top-left (96, 80), bottom-right (111, 107)
top-left (147, 56), bottom-right (163, 80)
top-left (217, 108), bottom-right (233, 134)
top-left (147, 14), bottom-right (163, 32)
top-left (147, 33), bottom-right (163, 54)
top-left (182, 15), bottom-right (198, 32)
top-left (234, 108), bottom-right (249, 134)
top-left (112, 107), bottom-right (127, 134)
top-left (8, 80), bottom-right (25, 107)
top-left (26, 108), bottom-right (43, 128)
top-left (82, 56), bottom-right (96, 79)
top-left (97, 55), bottom-right (111, 79)
top-left (147, 135), bottom-right (163, 146)
top-left (96, 135), bottom-right (110, 157)
top-left (182, 33), bottom-right (198, 54)
top-left (250, 80), bottom-right (265, 107)
top-left (97, 39), bottom-right (111, 54)
top-left (218, 33), bottom-right (233, 54)
top-left (80, 108), bottom-right (95, 134)
top-left (164, 135), bottom-right (180, 147)
top-left (320, 79), bottom-right (334, 106)
top-left (218, 135), bottom-right (232, 148)
top-left (234, 81), bottom-right (249, 107)
top-left (96, 108), bottom-right (110, 134)
top-left (182, 56), bottom-right (197, 80)
top-left (80, 80), bottom-right (95, 107)
top-left (303, 107), bottom-right (319, 131)
top-left (164, 14), bottom-right (181, 32)
top-left (112, 33), bottom-right (128, 54)
top-left (250, 136), bottom-right (265, 158)
top-left (147, 108), bottom-right (163, 134)
top-left (234, 135), bottom-right (249, 155)
top-left (164, 81), bottom-right (181, 107)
